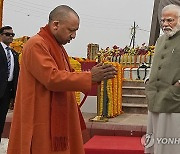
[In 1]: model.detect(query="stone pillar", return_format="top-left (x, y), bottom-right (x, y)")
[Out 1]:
top-left (87, 43), bottom-right (99, 60)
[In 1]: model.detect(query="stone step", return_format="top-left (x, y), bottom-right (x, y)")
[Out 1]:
top-left (122, 86), bottom-right (145, 95)
top-left (123, 80), bottom-right (145, 87)
top-left (122, 94), bottom-right (147, 104)
top-left (122, 80), bottom-right (147, 114)
top-left (4, 112), bottom-right (148, 142)
top-left (123, 86), bottom-right (145, 89)
top-left (122, 94), bottom-right (146, 98)
top-left (122, 103), bottom-right (148, 114)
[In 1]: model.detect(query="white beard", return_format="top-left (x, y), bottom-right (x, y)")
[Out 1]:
top-left (163, 23), bottom-right (180, 37)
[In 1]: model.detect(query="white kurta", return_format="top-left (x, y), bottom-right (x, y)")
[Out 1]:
top-left (145, 111), bottom-right (180, 154)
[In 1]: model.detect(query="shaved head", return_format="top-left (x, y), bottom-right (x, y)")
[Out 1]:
top-left (49, 5), bottom-right (79, 23)
top-left (48, 5), bottom-right (80, 45)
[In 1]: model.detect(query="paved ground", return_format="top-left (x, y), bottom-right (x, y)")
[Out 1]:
top-left (1, 111), bottom-right (148, 153)
top-left (0, 138), bottom-right (9, 154)
top-left (83, 112), bottom-right (148, 126)
top-left (82, 112), bottom-right (148, 140)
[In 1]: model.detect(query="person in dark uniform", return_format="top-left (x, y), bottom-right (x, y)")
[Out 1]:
top-left (0, 26), bottom-right (19, 142)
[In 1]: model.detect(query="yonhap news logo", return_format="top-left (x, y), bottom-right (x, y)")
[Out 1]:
top-left (141, 133), bottom-right (154, 148)
top-left (141, 133), bottom-right (180, 148)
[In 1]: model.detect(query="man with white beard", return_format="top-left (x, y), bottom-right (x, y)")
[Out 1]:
top-left (145, 4), bottom-right (180, 154)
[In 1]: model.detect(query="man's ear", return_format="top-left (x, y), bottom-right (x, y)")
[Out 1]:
top-left (52, 21), bottom-right (59, 30)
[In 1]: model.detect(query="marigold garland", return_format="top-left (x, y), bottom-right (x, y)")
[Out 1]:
top-left (112, 63), bottom-right (118, 117)
top-left (117, 64), bottom-right (123, 114)
top-left (107, 77), bottom-right (113, 117)
top-left (99, 81), bottom-right (104, 116)
top-left (98, 62), bottom-right (123, 118)
top-left (69, 57), bottom-right (81, 105)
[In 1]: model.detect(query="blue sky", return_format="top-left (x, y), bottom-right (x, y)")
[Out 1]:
top-left (3, 0), bottom-right (154, 57)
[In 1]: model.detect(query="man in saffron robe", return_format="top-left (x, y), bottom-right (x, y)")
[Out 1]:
top-left (7, 5), bottom-right (117, 154)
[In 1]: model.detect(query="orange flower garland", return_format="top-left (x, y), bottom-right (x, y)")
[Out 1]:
top-left (99, 81), bottom-right (104, 116)
top-left (98, 62), bottom-right (123, 118)
top-left (69, 57), bottom-right (81, 105)
top-left (117, 64), bottom-right (123, 114)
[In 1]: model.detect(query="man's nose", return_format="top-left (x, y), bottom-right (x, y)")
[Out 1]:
top-left (70, 32), bottom-right (76, 39)
top-left (162, 21), bottom-right (169, 26)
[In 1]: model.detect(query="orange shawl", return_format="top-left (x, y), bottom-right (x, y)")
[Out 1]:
top-left (38, 25), bottom-right (85, 151)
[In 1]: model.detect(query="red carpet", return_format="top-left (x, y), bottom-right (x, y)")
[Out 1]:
top-left (84, 135), bottom-right (144, 154)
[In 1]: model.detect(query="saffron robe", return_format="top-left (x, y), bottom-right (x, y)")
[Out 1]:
top-left (7, 34), bottom-right (92, 154)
